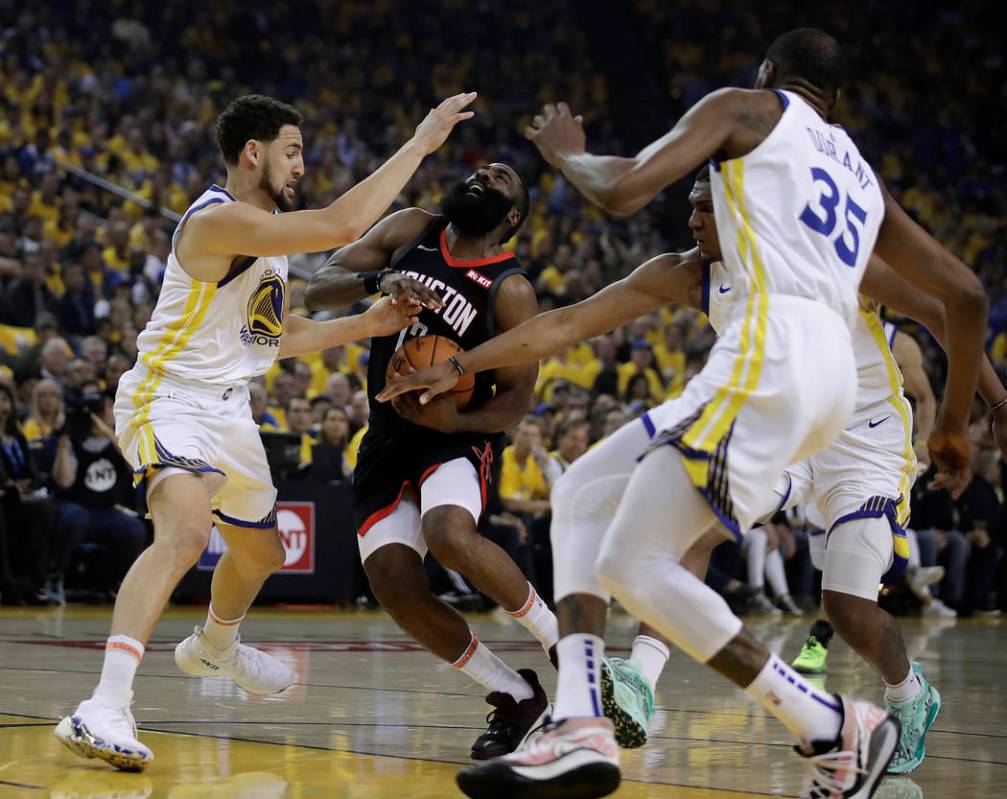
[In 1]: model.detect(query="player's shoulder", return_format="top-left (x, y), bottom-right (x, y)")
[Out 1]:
top-left (379, 207), bottom-right (438, 252)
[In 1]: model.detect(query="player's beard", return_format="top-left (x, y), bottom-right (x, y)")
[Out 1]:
top-left (440, 179), bottom-right (513, 238)
top-left (260, 159), bottom-right (295, 212)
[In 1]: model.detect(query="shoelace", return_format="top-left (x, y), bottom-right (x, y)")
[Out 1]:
top-left (804, 750), bottom-right (866, 799)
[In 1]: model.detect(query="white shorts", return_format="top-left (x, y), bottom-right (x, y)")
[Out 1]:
top-left (357, 457), bottom-right (482, 563)
top-left (647, 295), bottom-right (856, 535)
top-left (783, 396), bottom-right (916, 588)
top-left (114, 365), bottom-right (277, 528)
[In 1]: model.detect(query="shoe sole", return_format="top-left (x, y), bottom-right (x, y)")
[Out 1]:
top-left (457, 758), bottom-right (620, 799)
top-left (54, 716), bottom-right (151, 772)
top-left (854, 715), bottom-right (901, 799)
top-left (792, 661), bottom-right (827, 675)
top-left (599, 664), bottom-right (647, 749)
top-left (470, 703), bottom-right (551, 761)
top-left (885, 685), bottom-right (941, 775)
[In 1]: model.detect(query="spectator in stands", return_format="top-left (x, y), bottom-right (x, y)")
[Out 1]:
top-left (741, 522), bottom-right (803, 615)
top-left (39, 337), bottom-right (71, 385)
top-left (306, 406), bottom-right (352, 482)
top-left (22, 378), bottom-right (63, 443)
top-left (550, 418), bottom-right (589, 472)
top-left (309, 395), bottom-right (333, 426)
top-left (325, 372), bottom-right (353, 408)
top-left (249, 382), bottom-right (281, 431)
top-left (56, 263), bottom-right (96, 337)
top-left (285, 397), bottom-right (316, 465)
top-left (3, 251), bottom-right (54, 327)
top-left (104, 354), bottom-right (131, 394)
top-left (47, 391), bottom-right (146, 602)
top-left (0, 380), bottom-right (53, 604)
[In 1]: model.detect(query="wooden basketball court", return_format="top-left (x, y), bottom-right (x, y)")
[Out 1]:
top-left (1, 606), bottom-right (1003, 797)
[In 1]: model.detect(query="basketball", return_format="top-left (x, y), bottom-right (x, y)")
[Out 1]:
top-left (386, 334), bottom-right (475, 408)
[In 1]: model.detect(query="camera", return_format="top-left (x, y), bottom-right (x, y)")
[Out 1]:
top-left (63, 389), bottom-right (107, 440)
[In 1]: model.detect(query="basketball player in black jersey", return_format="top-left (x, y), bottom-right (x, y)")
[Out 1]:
top-left (305, 164), bottom-right (559, 759)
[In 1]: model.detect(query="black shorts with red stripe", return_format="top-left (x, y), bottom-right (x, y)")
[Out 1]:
top-left (352, 426), bottom-right (499, 536)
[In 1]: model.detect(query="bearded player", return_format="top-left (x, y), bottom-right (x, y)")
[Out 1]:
top-left (305, 163), bottom-right (559, 759)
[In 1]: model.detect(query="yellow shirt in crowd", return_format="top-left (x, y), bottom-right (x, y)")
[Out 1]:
top-left (499, 446), bottom-right (549, 501)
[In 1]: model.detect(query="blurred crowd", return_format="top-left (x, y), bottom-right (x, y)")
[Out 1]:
top-left (0, 1), bottom-right (1004, 614)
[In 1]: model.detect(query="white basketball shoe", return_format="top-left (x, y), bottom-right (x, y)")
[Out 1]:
top-left (174, 626), bottom-right (294, 695)
top-left (799, 694), bottom-right (900, 798)
top-left (54, 697), bottom-right (153, 771)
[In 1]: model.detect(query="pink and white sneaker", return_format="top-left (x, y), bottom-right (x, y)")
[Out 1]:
top-left (456, 717), bottom-right (620, 799)
top-left (798, 694), bottom-right (901, 798)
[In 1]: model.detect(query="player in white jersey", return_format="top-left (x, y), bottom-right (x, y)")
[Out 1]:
top-left (381, 29), bottom-right (988, 799)
top-left (54, 91), bottom-right (477, 770)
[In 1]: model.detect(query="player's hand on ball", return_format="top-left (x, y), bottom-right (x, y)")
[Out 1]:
top-left (376, 361), bottom-right (459, 405)
top-left (380, 273), bottom-right (443, 309)
top-left (411, 92), bottom-right (477, 155)
top-left (364, 297), bottom-right (421, 337)
top-left (390, 391), bottom-right (459, 434)
top-left (927, 424), bottom-right (972, 499)
top-left (525, 102), bottom-right (585, 167)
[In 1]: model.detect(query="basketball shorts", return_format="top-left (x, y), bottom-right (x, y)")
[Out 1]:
top-left (353, 427), bottom-right (496, 562)
top-left (647, 294), bottom-right (856, 536)
top-left (783, 395), bottom-right (917, 593)
top-left (114, 365), bottom-right (277, 528)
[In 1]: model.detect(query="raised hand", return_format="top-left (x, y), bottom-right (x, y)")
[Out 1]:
top-left (411, 92), bottom-right (478, 155)
top-left (524, 102), bottom-right (586, 167)
top-left (379, 272), bottom-right (443, 309)
top-left (376, 361), bottom-right (459, 405)
top-left (927, 424), bottom-right (972, 499)
top-left (363, 296), bottom-right (421, 337)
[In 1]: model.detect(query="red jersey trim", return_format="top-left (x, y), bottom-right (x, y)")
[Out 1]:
top-left (439, 229), bottom-right (516, 268)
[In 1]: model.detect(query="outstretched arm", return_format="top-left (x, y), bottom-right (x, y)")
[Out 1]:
top-left (525, 91), bottom-right (772, 217)
top-left (376, 249), bottom-right (704, 403)
top-left (178, 93), bottom-right (476, 281)
top-left (871, 189), bottom-right (988, 493)
top-left (892, 330), bottom-right (936, 450)
top-left (304, 208), bottom-right (441, 311)
top-left (860, 254), bottom-right (1007, 456)
top-left (278, 298), bottom-right (418, 360)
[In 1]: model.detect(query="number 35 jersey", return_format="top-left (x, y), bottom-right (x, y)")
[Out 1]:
top-left (709, 89), bottom-right (884, 329)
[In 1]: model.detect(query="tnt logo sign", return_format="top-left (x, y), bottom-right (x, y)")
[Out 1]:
top-left (276, 501), bottom-right (315, 574)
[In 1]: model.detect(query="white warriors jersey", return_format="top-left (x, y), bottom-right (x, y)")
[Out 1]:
top-left (709, 89), bottom-right (884, 329)
top-left (705, 262), bottom-right (903, 412)
top-left (135, 185), bottom-right (288, 385)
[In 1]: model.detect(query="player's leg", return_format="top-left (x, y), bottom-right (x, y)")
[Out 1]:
top-left (793, 527), bottom-right (834, 674)
top-left (173, 522), bottom-right (295, 694)
top-left (55, 472), bottom-right (213, 770)
top-left (820, 514), bottom-right (941, 774)
top-left (173, 420), bottom-right (295, 694)
top-left (363, 503), bottom-right (547, 760)
top-left (420, 458), bottom-right (558, 658)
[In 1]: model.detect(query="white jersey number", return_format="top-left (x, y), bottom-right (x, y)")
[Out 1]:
top-left (799, 167), bottom-right (869, 267)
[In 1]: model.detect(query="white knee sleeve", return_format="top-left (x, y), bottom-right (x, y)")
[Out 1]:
top-left (550, 417), bottom-right (652, 603)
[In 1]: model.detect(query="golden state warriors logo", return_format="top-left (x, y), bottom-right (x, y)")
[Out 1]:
top-left (240, 272), bottom-right (284, 347)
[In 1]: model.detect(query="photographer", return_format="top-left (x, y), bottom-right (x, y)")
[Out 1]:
top-left (46, 389), bottom-right (146, 601)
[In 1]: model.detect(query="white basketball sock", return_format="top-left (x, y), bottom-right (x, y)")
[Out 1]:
top-left (884, 666), bottom-right (922, 704)
top-left (508, 583), bottom-right (559, 652)
top-left (202, 606), bottom-right (243, 650)
top-left (452, 635), bottom-right (533, 702)
top-left (552, 634), bottom-right (604, 720)
top-left (745, 653), bottom-right (843, 745)
top-left (631, 635), bottom-right (671, 689)
top-left (765, 548), bottom-right (790, 598)
top-left (92, 635), bottom-right (144, 710)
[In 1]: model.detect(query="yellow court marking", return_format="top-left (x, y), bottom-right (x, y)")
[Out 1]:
top-left (0, 715), bottom-right (768, 799)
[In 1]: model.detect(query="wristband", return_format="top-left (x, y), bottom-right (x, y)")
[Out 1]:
top-left (990, 396), bottom-right (1007, 413)
top-left (447, 355), bottom-right (465, 376)
top-left (360, 269), bottom-right (392, 295)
